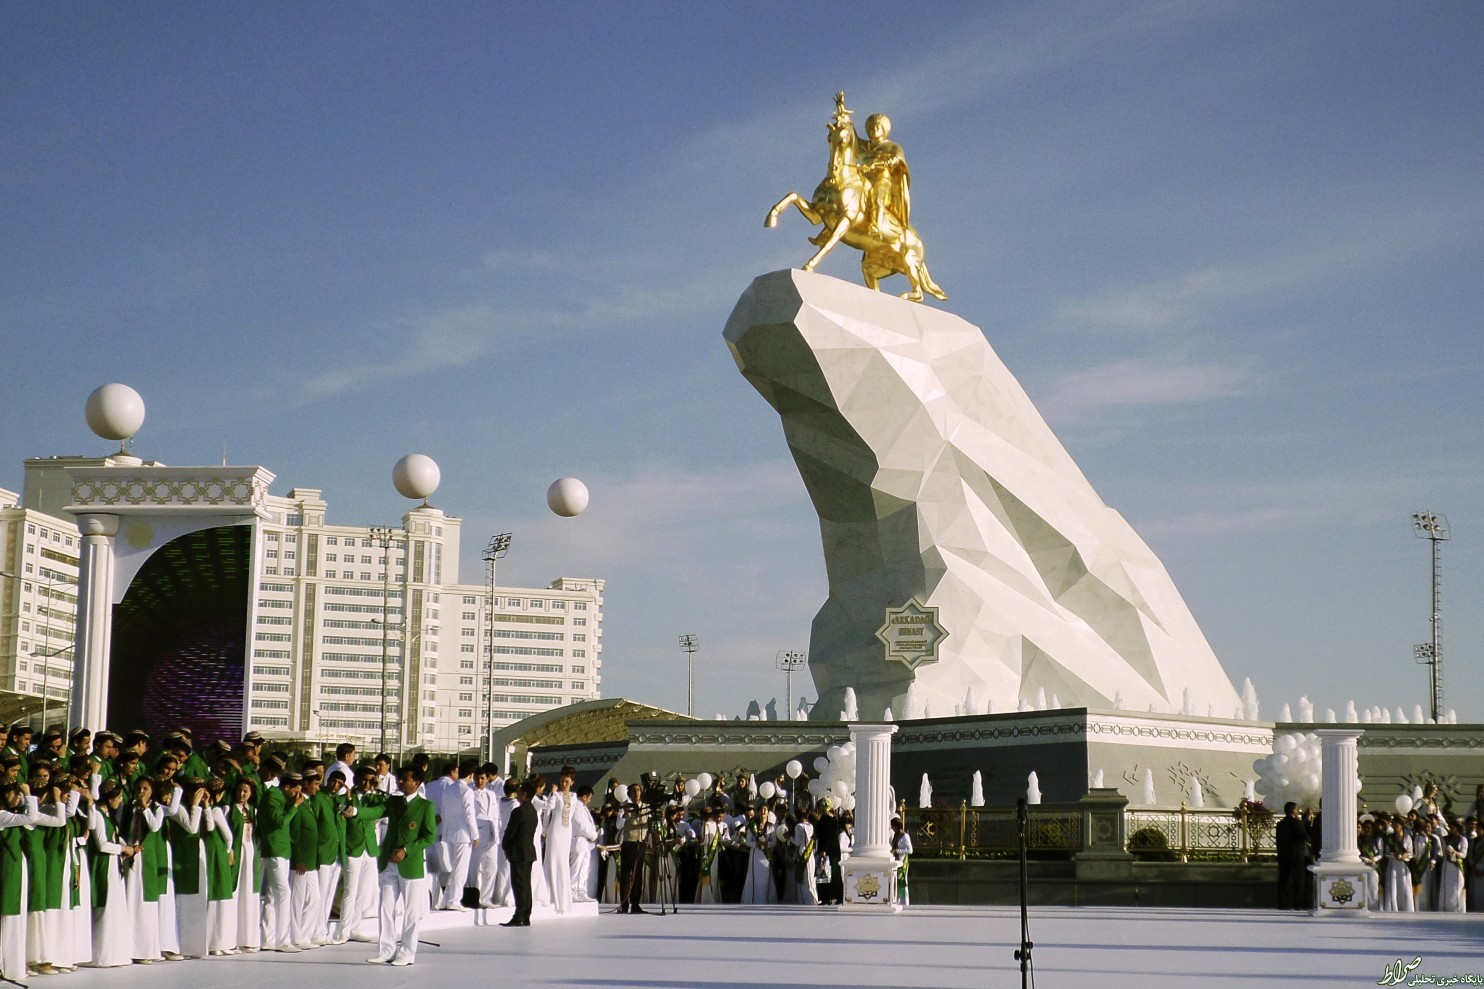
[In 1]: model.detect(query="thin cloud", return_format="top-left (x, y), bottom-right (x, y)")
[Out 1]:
top-left (287, 303), bottom-right (498, 405)
top-left (1038, 357), bottom-right (1256, 421)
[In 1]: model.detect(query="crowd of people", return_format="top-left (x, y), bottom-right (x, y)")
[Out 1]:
top-left (584, 772), bottom-right (894, 909)
top-left (1276, 782), bottom-right (1484, 912)
top-left (0, 722), bottom-right (918, 979)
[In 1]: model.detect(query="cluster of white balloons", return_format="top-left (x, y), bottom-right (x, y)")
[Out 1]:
top-left (681, 772), bottom-right (714, 801)
top-left (804, 742), bottom-right (857, 812)
top-left (1253, 731), bottom-right (1360, 810)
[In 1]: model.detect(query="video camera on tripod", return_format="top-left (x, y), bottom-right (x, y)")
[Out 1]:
top-left (638, 770), bottom-right (670, 811)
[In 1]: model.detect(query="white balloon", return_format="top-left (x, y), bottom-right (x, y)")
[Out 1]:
top-left (1395, 795), bottom-right (1413, 814)
top-left (392, 453), bottom-right (441, 501)
top-left (758, 781), bottom-right (776, 800)
top-left (85, 383), bottom-right (146, 441)
top-left (839, 742), bottom-right (855, 757)
top-left (841, 794), bottom-right (856, 811)
top-left (546, 476), bottom-right (590, 517)
top-left (832, 780), bottom-right (849, 799)
top-left (696, 773), bottom-right (713, 790)
top-left (785, 760), bottom-right (803, 779)
top-left (813, 756), bottom-right (830, 774)
top-left (807, 779), bottom-right (824, 797)
top-left (684, 779), bottom-right (701, 798)
top-left (826, 745), bottom-right (843, 764)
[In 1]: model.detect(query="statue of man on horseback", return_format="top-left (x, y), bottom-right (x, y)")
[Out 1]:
top-left (766, 92), bottom-right (946, 303)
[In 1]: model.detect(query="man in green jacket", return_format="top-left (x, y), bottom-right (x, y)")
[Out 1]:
top-left (259, 771), bottom-right (303, 952)
top-left (335, 769), bottom-right (385, 944)
top-left (370, 765), bottom-right (435, 967)
top-left (289, 772), bottom-right (322, 950)
top-left (313, 769), bottom-right (348, 945)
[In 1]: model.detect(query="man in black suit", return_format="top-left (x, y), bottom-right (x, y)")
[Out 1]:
top-left (501, 780), bottom-right (538, 927)
top-left (1275, 801), bottom-right (1312, 910)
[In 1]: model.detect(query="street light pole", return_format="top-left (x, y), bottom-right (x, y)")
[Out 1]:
top-left (678, 635), bottom-right (698, 717)
top-left (481, 533), bottom-right (512, 763)
top-left (369, 526), bottom-right (399, 753)
top-left (776, 650), bottom-right (806, 722)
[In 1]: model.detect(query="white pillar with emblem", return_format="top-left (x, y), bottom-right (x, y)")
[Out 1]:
top-left (840, 722), bottom-right (901, 911)
top-left (1310, 728), bottom-right (1368, 914)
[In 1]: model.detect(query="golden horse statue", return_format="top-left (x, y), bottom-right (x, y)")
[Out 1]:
top-left (766, 92), bottom-right (946, 303)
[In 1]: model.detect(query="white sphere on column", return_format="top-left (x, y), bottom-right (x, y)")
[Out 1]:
top-left (85, 384), bottom-right (145, 441)
top-left (392, 454), bottom-right (441, 501)
top-left (547, 477), bottom-right (589, 517)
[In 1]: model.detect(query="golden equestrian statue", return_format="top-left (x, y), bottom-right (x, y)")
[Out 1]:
top-left (766, 92), bottom-right (946, 303)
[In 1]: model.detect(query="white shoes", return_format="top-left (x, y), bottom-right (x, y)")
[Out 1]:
top-left (390, 957), bottom-right (412, 967)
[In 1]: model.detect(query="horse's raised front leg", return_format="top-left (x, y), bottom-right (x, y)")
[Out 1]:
top-left (802, 216), bottom-right (851, 271)
top-left (766, 193), bottom-right (821, 229)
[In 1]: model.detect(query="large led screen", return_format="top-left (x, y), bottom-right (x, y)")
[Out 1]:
top-left (108, 523), bottom-right (251, 745)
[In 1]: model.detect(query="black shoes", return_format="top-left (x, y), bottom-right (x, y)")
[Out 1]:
top-left (499, 919), bottom-right (530, 927)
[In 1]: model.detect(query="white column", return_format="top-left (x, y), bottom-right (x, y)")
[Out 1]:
top-left (1309, 728), bottom-right (1368, 914)
top-left (70, 513), bottom-right (119, 730)
top-left (1315, 729), bottom-right (1363, 865)
top-left (851, 722), bottom-right (899, 857)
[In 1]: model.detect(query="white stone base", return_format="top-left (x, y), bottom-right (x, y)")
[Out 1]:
top-left (1309, 862), bottom-right (1370, 915)
top-left (839, 856), bottom-right (902, 912)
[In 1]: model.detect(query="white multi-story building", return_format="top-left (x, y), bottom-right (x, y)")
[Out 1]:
top-left (0, 485), bottom-right (82, 722)
top-left (0, 458), bottom-right (603, 752)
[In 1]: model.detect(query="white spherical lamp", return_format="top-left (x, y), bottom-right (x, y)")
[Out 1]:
top-left (547, 477), bottom-right (589, 518)
top-left (85, 383), bottom-right (146, 443)
top-left (392, 454), bottom-right (441, 503)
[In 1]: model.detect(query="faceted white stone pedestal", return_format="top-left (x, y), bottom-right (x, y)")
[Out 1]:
top-left (840, 855), bottom-right (901, 913)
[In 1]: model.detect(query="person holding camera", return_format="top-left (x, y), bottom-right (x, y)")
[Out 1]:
top-left (618, 784), bottom-right (651, 914)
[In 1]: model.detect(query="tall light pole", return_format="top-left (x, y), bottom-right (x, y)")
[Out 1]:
top-left (776, 649), bottom-right (806, 721)
top-left (368, 526), bottom-right (401, 753)
top-left (0, 570), bottom-right (77, 730)
top-left (481, 532), bottom-right (512, 762)
top-left (1411, 511), bottom-right (1449, 723)
top-left (678, 634), bottom-right (698, 717)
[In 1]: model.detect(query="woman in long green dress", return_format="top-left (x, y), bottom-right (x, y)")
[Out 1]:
top-left (0, 783), bottom-right (41, 981)
top-left (123, 777), bottom-right (167, 963)
top-left (24, 773), bottom-right (70, 975)
top-left (203, 778), bottom-right (237, 955)
top-left (88, 779), bottom-right (135, 967)
top-left (229, 779), bottom-right (260, 951)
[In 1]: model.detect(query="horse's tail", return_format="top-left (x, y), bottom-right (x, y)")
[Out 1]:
top-left (918, 261), bottom-right (947, 301)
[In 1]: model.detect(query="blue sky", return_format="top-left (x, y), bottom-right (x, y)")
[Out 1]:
top-left (3, 2), bottom-right (1481, 722)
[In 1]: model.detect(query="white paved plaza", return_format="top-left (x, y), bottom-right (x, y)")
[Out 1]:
top-left (40, 904), bottom-right (1483, 989)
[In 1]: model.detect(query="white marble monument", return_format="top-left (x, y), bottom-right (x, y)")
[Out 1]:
top-left (724, 270), bottom-right (1243, 720)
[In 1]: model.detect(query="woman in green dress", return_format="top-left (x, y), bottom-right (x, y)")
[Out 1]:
top-left (122, 776), bottom-right (167, 963)
top-left (24, 771), bottom-right (70, 975)
top-left (229, 779), bottom-right (260, 951)
top-left (88, 779), bottom-right (135, 967)
top-left (0, 782), bottom-right (41, 981)
top-left (203, 778), bottom-right (237, 955)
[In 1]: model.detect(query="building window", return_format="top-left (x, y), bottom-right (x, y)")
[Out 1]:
top-left (458, 676), bottom-right (474, 686)
top-left (460, 644), bottom-right (475, 653)
top-left (551, 601), bottom-right (566, 611)
top-left (574, 602), bottom-right (587, 611)
top-left (507, 598), bottom-right (522, 607)
top-left (574, 618), bottom-right (587, 627)
top-left (360, 573), bottom-right (371, 581)
top-left (573, 650), bottom-right (586, 657)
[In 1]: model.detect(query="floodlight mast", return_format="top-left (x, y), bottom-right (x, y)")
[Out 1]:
top-left (679, 635), bottom-right (698, 716)
top-left (776, 650), bottom-right (806, 721)
top-left (1411, 511), bottom-right (1449, 723)
top-left (481, 533), bottom-right (512, 762)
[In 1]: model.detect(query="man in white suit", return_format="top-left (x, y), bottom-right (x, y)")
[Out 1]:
top-left (435, 760), bottom-right (478, 910)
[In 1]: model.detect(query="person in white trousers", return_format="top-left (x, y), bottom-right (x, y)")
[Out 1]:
top-left (434, 762), bottom-right (477, 911)
top-left (470, 766), bottom-right (503, 908)
top-left (371, 766), bottom-right (435, 967)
